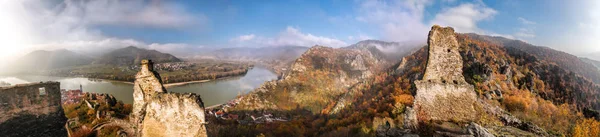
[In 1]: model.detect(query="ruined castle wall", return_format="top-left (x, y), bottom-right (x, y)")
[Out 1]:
top-left (0, 82), bottom-right (68, 136)
top-left (414, 81), bottom-right (477, 121)
top-left (413, 25), bottom-right (478, 122)
top-left (141, 93), bottom-right (206, 137)
top-left (132, 60), bottom-right (207, 137)
top-left (423, 26), bottom-right (466, 83)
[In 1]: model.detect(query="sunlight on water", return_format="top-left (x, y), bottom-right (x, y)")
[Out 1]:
top-left (0, 67), bottom-right (276, 106)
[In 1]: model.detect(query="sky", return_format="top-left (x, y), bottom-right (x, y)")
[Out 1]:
top-left (1, 0), bottom-right (600, 62)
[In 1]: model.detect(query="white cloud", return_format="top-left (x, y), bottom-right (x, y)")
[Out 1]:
top-left (231, 26), bottom-right (348, 47)
top-left (61, 0), bottom-right (202, 28)
top-left (514, 17), bottom-right (536, 39)
top-left (576, 1), bottom-right (600, 53)
top-left (355, 0), bottom-right (500, 44)
top-left (347, 34), bottom-right (371, 41)
top-left (0, 0), bottom-right (204, 66)
top-left (430, 3), bottom-right (497, 33)
top-left (148, 43), bottom-right (205, 57)
top-left (488, 33), bottom-right (515, 39)
top-left (230, 34), bottom-right (256, 42)
top-left (356, 0), bottom-right (432, 43)
top-left (514, 28), bottom-right (536, 38)
top-left (518, 17), bottom-right (536, 25)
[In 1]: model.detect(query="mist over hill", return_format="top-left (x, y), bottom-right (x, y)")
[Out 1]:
top-left (207, 46), bottom-right (309, 63)
top-left (345, 40), bottom-right (422, 62)
top-left (93, 46), bottom-right (182, 66)
top-left (582, 58), bottom-right (600, 71)
top-left (465, 33), bottom-right (600, 84)
top-left (5, 49), bottom-right (93, 74)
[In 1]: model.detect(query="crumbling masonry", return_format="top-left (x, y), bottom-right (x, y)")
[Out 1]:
top-left (413, 25), bottom-right (479, 122)
top-left (131, 60), bottom-right (207, 137)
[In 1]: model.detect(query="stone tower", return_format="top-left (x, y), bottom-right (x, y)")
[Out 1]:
top-left (413, 25), bottom-right (478, 122)
top-left (422, 26), bottom-right (466, 83)
top-left (131, 60), bottom-right (207, 137)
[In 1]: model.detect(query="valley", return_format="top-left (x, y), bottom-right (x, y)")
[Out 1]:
top-left (2, 46), bottom-right (254, 86)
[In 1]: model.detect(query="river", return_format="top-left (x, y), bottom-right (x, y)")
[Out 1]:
top-left (0, 67), bottom-right (277, 106)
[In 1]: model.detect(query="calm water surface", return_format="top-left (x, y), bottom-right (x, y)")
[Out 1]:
top-left (0, 67), bottom-right (277, 106)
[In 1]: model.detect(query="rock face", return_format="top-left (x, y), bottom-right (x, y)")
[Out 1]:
top-left (131, 60), bottom-right (207, 137)
top-left (0, 82), bottom-right (68, 137)
top-left (413, 25), bottom-right (478, 122)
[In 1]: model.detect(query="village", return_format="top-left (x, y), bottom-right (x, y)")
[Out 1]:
top-left (129, 62), bottom-right (194, 72)
top-left (206, 96), bottom-right (288, 125)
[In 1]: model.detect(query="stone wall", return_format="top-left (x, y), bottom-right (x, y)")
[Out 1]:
top-left (423, 25), bottom-right (466, 83)
top-left (131, 60), bottom-right (207, 137)
top-left (413, 25), bottom-right (478, 122)
top-left (0, 81), bottom-right (68, 137)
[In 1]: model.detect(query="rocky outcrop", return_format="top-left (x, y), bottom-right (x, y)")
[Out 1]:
top-left (413, 25), bottom-right (479, 122)
top-left (467, 123), bottom-right (494, 137)
top-left (373, 117), bottom-right (418, 137)
top-left (288, 46), bottom-right (383, 81)
top-left (0, 82), bottom-right (68, 137)
top-left (131, 60), bottom-right (207, 137)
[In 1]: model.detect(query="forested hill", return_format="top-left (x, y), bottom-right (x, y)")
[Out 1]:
top-left (344, 40), bottom-right (421, 62)
top-left (581, 58), bottom-right (600, 71)
top-left (206, 31), bottom-right (600, 136)
top-left (465, 33), bottom-right (600, 84)
top-left (93, 46), bottom-right (182, 66)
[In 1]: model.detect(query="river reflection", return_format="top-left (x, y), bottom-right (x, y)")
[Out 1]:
top-left (0, 67), bottom-right (277, 106)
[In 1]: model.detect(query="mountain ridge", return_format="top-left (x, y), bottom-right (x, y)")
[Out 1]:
top-left (8, 49), bottom-right (93, 73)
top-left (93, 46), bottom-right (182, 66)
top-left (464, 33), bottom-right (600, 84)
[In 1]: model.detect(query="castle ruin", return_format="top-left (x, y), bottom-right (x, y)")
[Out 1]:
top-left (413, 25), bottom-right (479, 122)
top-left (131, 60), bottom-right (208, 137)
top-left (0, 82), bottom-right (68, 136)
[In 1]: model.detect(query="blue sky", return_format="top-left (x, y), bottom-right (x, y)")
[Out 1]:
top-left (1, 0), bottom-right (600, 60)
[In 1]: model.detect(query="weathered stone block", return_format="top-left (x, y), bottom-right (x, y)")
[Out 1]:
top-left (0, 82), bottom-right (68, 137)
top-left (413, 25), bottom-right (479, 122)
top-left (131, 60), bottom-right (207, 137)
top-left (142, 93), bottom-right (206, 137)
top-left (422, 25), bottom-right (466, 83)
top-left (414, 81), bottom-right (477, 121)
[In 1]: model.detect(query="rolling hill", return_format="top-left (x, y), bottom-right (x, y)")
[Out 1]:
top-left (9, 49), bottom-right (93, 73)
top-left (93, 46), bottom-right (182, 66)
top-left (465, 33), bottom-right (600, 84)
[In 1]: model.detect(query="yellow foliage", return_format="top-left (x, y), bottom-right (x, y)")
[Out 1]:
top-left (572, 118), bottom-right (600, 137)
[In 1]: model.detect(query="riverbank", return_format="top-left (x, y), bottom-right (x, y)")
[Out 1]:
top-left (164, 80), bottom-right (210, 88)
top-left (1, 66), bottom-right (277, 107)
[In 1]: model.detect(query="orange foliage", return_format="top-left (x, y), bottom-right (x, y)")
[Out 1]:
top-left (71, 127), bottom-right (94, 137)
top-left (393, 94), bottom-right (414, 106)
top-left (503, 94), bottom-right (530, 112)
